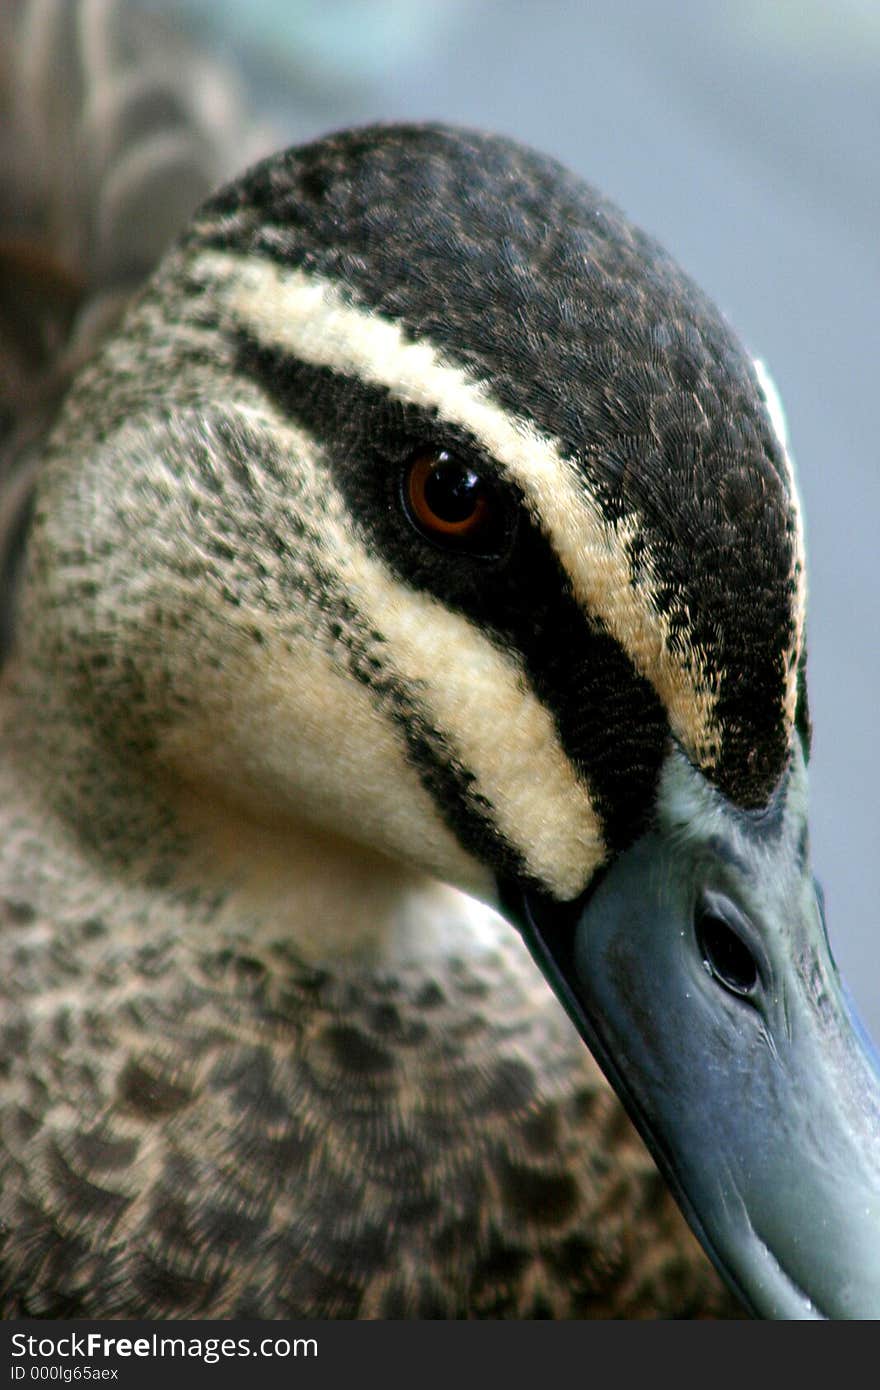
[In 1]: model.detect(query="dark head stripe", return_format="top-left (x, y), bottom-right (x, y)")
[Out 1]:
top-left (230, 331), bottom-right (668, 854)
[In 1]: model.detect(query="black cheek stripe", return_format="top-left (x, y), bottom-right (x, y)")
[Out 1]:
top-left (233, 331), bottom-right (670, 857)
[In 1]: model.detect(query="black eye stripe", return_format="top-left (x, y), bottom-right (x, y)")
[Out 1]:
top-left (233, 332), bottom-right (669, 855)
top-left (235, 322), bottom-right (520, 535)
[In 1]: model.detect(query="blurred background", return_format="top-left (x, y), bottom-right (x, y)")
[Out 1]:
top-left (67, 0), bottom-right (880, 1034)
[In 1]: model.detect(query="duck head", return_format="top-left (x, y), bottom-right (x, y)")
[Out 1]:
top-left (19, 124), bottom-right (880, 1316)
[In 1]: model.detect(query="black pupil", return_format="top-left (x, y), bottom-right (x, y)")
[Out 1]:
top-left (423, 459), bottom-right (483, 523)
top-left (696, 913), bottom-right (758, 997)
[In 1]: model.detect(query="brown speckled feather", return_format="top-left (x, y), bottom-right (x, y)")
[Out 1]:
top-left (0, 898), bottom-right (737, 1318)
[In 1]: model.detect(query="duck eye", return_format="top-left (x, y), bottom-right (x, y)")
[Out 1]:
top-left (696, 907), bottom-right (759, 998)
top-left (402, 449), bottom-right (505, 555)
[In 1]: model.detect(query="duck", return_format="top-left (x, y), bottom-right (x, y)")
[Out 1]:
top-left (2, 3), bottom-right (880, 1324)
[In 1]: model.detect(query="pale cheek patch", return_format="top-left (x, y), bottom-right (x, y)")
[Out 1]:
top-left (192, 249), bottom-right (722, 771)
top-left (160, 599), bottom-right (492, 898)
top-left (265, 409), bottom-right (606, 900)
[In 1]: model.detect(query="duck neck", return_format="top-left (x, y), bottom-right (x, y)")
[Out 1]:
top-left (162, 777), bottom-right (496, 964)
top-left (1, 653), bottom-right (496, 968)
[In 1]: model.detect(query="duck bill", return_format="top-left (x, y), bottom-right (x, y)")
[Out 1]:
top-left (499, 743), bottom-right (880, 1318)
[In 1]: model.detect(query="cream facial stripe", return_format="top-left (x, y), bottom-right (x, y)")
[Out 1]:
top-left (236, 401), bottom-right (606, 899)
top-left (753, 358), bottom-right (806, 728)
top-left (190, 248), bottom-right (721, 769)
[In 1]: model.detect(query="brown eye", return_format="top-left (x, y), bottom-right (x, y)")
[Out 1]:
top-left (403, 449), bottom-right (504, 554)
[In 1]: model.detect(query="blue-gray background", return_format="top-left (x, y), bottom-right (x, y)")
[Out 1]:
top-left (148, 0), bottom-right (880, 1038)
